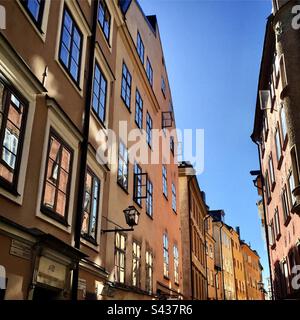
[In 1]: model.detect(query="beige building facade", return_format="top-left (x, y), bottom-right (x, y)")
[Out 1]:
top-left (0, 0), bottom-right (182, 300)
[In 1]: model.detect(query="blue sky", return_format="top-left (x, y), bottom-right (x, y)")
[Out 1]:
top-left (139, 0), bottom-right (272, 284)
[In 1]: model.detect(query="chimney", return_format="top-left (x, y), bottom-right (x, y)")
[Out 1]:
top-left (236, 226), bottom-right (240, 237)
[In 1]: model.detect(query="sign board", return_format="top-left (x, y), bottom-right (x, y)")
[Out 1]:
top-left (78, 278), bottom-right (86, 291)
top-left (10, 240), bottom-right (31, 260)
top-left (36, 256), bottom-right (67, 289)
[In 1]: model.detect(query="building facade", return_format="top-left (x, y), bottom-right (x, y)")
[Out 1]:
top-left (178, 162), bottom-right (207, 300)
top-left (251, 0), bottom-right (300, 300)
top-left (0, 0), bottom-right (182, 300)
top-left (241, 242), bottom-right (264, 300)
top-left (230, 227), bottom-right (247, 300)
top-left (205, 215), bottom-right (222, 300)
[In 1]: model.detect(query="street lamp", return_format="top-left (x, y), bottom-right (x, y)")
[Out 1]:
top-left (101, 206), bottom-right (140, 233)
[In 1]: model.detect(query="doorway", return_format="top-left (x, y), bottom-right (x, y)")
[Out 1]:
top-left (32, 285), bottom-right (62, 301)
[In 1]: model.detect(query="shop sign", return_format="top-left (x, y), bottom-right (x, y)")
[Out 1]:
top-left (36, 256), bottom-right (66, 289)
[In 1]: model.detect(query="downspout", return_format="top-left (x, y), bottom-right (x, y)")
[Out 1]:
top-left (71, 0), bottom-right (99, 301)
top-left (219, 223), bottom-right (226, 300)
top-left (252, 138), bottom-right (274, 300)
top-left (203, 215), bottom-right (209, 300)
top-left (230, 234), bottom-right (237, 300)
top-left (187, 177), bottom-right (194, 300)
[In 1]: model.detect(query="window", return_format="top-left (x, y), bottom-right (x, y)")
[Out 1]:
top-left (265, 171), bottom-right (271, 203)
top-left (146, 112), bottom-right (152, 147)
top-left (161, 77), bottom-right (166, 97)
top-left (263, 114), bottom-right (269, 141)
top-left (41, 129), bottom-right (73, 224)
top-left (117, 141), bottom-right (128, 190)
top-left (98, 0), bottom-right (111, 41)
top-left (288, 171), bottom-right (296, 207)
top-left (170, 136), bottom-right (175, 155)
top-left (281, 185), bottom-right (290, 223)
top-left (275, 126), bottom-right (282, 163)
top-left (172, 183), bottom-right (176, 212)
top-left (268, 221), bottom-right (275, 247)
top-left (146, 58), bottom-right (153, 87)
top-left (269, 154), bottom-right (275, 188)
top-left (121, 63), bottom-right (131, 109)
top-left (163, 233), bottom-right (169, 278)
top-left (136, 31), bottom-right (144, 64)
top-left (210, 244), bottom-right (214, 259)
top-left (145, 250), bottom-right (153, 293)
top-left (81, 169), bottom-right (100, 242)
top-left (274, 208), bottom-right (281, 239)
top-left (174, 245), bottom-right (179, 284)
top-left (132, 241), bottom-right (141, 287)
top-left (92, 63), bottom-right (107, 123)
top-left (59, 7), bottom-right (83, 84)
top-left (162, 165), bottom-right (168, 197)
top-left (115, 232), bottom-right (126, 283)
top-left (0, 80), bottom-right (28, 191)
top-left (134, 163), bottom-right (142, 206)
top-left (135, 89), bottom-right (143, 129)
top-left (22, 0), bottom-right (45, 27)
top-left (146, 179), bottom-right (153, 217)
top-left (280, 105), bottom-right (288, 144)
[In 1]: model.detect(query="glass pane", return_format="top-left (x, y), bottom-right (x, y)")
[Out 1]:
top-left (0, 82), bottom-right (4, 113)
top-left (58, 170), bottom-right (68, 193)
top-left (8, 104), bottom-right (23, 129)
top-left (81, 211), bottom-right (89, 234)
top-left (0, 163), bottom-right (13, 183)
top-left (56, 190), bottom-right (66, 216)
top-left (62, 27), bottom-right (71, 49)
top-left (27, 0), bottom-right (40, 21)
top-left (73, 28), bottom-right (81, 48)
top-left (64, 10), bottom-right (72, 32)
top-left (61, 148), bottom-right (71, 172)
top-left (60, 44), bottom-right (69, 67)
top-left (70, 61), bottom-right (79, 81)
top-left (43, 181), bottom-right (56, 208)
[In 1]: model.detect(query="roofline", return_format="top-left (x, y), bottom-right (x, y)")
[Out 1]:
top-left (251, 14), bottom-right (274, 142)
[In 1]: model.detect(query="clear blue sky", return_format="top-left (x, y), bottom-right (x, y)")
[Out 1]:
top-left (139, 0), bottom-right (272, 285)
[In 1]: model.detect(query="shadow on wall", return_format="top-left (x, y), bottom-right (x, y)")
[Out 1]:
top-left (273, 245), bottom-right (300, 300)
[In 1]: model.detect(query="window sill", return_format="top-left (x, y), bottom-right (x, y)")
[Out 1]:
top-left (81, 234), bottom-right (98, 246)
top-left (264, 130), bottom-right (269, 142)
top-left (277, 155), bottom-right (284, 170)
top-left (121, 96), bottom-right (131, 113)
top-left (284, 215), bottom-right (291, 226)
top-left (40, 206), bottom-right (69, 227)
top-left (271, 182), bottom-right (276, 192)
top-left (97, 22), bottom-right (112, 53)
top-left (0, 178), bottom-right (20, 197)
top-left (17, 0), bottom-right (47, 43)
top-left (91, 109), bottom-right (107, 130)
top-left (117, 180), bottom-right (129, 195)
top-left (276, 233), bottom-right (281, 242)
top-left (133, 198), bottom-right (143, 209)
top-left (282, 136), bottom-right (288, 151)
top-left (146, 212), bottom-right (153, 220)
top-left (267, 196), bottom-right (272, 205)
top-left (163, 193), bottom-right (168, 201)
top-left (55, 59), bottom-right (83, 98)
top-left (163, 276), bottom-right (170, 281)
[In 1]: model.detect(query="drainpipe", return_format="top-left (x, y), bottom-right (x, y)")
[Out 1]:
top-left (252, 139), bottom-right (274, 300)
top-left (219, 224), bottom-right (226, 300)
top-left (187, 177), bottom-right (194, 300)
top-left (71, 0), bottom-right (99, 301)
top-left (230, 234), bottom-right (237, 300)
top-left (203, 215), bottom-right (210, 300)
